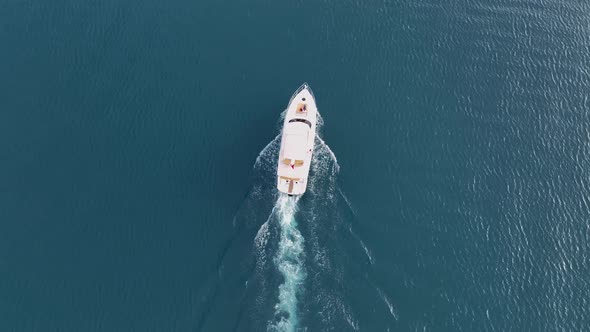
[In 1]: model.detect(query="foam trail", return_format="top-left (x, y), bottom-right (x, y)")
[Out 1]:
top-left (316, 136), bottom-right (340, 173)
top-left (377, 288), bottom-right (399, 321)
top-left (338, 187), bottom-right (356, 217)
top-left (255, 134), bottom-right (281, 169)
top-left (269, 194), bottom-right (305, 332)
top-left (254, 211), bottom-right (273, 252)
top-left (348, 225), bottom-right (374, 265)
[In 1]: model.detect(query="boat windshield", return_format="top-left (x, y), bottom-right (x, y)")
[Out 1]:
top-left (288, 118), bottom-right (312, 128)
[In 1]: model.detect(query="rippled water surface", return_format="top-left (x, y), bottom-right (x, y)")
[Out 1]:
top-left (1, 0), bottom-right (589, 331)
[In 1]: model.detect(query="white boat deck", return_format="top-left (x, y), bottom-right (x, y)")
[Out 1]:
top-left (276, 84), bottom-right (317, 196)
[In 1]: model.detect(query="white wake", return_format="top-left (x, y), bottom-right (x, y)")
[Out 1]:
top-left (268, 195), bottom-right (305, 332)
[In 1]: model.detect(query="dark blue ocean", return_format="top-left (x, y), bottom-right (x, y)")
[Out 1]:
top-left (2, 0), bottom-right (589, 331)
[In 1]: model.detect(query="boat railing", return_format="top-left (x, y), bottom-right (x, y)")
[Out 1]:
top-left (288, 82), bottom-right (314, 105)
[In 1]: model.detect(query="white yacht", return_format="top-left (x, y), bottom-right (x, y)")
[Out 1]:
top-left (276, 83), bottom-right (317, 196)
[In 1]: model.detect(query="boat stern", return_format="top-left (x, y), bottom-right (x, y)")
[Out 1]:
top-left (277, 176), bottom-right (308, 196)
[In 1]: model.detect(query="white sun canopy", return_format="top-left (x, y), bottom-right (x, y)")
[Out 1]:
top-left (282, 122), bottom-right (309, 160)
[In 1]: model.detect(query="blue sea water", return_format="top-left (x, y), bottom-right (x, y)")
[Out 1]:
top-left (1, 0), bottom-right (590, 331)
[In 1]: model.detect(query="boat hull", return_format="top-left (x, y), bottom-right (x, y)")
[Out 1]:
top-left (276, 83), bottom-right (317, 196)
